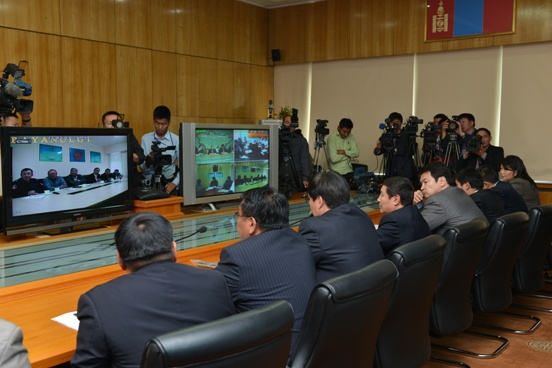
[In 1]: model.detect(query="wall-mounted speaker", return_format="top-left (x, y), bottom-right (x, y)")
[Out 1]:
top-left (271, 49), bottom-right (281, 62)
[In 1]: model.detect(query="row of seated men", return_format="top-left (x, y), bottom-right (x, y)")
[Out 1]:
top-left (11, 167), bottom-right (123, 198)
top-left (0, 161), bottom-right (540, 367)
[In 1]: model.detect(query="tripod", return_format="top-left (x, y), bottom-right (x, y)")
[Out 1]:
top-left (312, 132), bottom-right (330, 172)
top-left (443, 134), bottom-right (461, 170)
top-left (279, 137), bottom-right (301, 197)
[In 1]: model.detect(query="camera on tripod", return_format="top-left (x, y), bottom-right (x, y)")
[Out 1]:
top-left (445, 115), bottom-right (460, 141)
top-left (403, 116), bottom-right (423, 135)
top-left (147, 141), bottom-right (176, 174)
top-left (315, 119), bottom-right (330, 136)
top-left (466, 134), bottom-right (482, 152)
top-left (0, 61), bottom-right (33, 115)
top-left (420, 122), bottom-right (440, 144)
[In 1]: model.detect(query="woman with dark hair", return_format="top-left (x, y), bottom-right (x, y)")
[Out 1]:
top-left (499, 155), bottom-right (541, 209)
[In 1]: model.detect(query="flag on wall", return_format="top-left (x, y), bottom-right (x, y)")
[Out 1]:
top-left (426, 0), bottom-right (515, 41)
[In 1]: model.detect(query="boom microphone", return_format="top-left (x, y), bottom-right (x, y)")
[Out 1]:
top-left (4, 82), bottom-right (23, 97)
top-left (174, 226), bottom-right (208, 243)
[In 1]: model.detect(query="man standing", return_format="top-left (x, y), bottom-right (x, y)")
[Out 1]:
top-left (455, 168), bottom-right (506, 223)
top-left (298, 170), bottom-right (383, 282)
top-left (216, 187), bottom-right (317, 350)
top-left (42, 169), bottom-right (68, 190)
top-left (327, 118), bottom-right (359, 182)
top-left (413, 162), bottom-right (488, 235)
top-left (377, 176), bottom-right (431, 255)
top-left (279, 114), bottom-right (311, 192)
top-left (458, 128), bottom-right (504, 172)
top-left (12, 168), bottom-right (43, 198)
top-left (141, 106), bottom-right (179, 194)
top-left (71, 212), bottom-right (235, 368)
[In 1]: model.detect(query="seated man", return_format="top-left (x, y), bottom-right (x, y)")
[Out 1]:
top-left (216, 187), bottom-right (317, 351)
top-left (12, 168), bottom-right (43, 198)
top-left (377, 176), bottom-right (431, 256)
top-left (298, 170), bottom-right (383, 283)
top-left (455, 168), bottom-right (506, 223)
top-left (478, 164), bottom-right (528, 213)
top-left (100, 168), bottom-right (112, 182)
top-left (209, 177), bottom-right (219, 187)
top-left (71, 212), bottom-right (236, 368)
top-left (222, 176), bottom-right (233, 190)
top-left (65, 168), bottom-right (85, 187)
top-left (42, 169), bottom-right (67, 191)
top-left (87, 167), bottom-right (102, 183)
top-left (413, 162), bottom-right (488, 235)
top-left (0, 318), bottom-right (31, 368)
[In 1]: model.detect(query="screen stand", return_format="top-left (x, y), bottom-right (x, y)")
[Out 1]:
top-left (201, 203), bottom-right (218, 212)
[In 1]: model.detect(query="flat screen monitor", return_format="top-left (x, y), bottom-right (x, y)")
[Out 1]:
top-left (180, 123), bottom-right (279, 206)
top-left (1, 127), bottom-right (134, 235)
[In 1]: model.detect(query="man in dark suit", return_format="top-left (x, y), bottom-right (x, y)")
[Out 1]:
top-left (87, 167), bottom-right (102, 183)
top-left (455, 168), bottom-right (506, 223)
top-left (377, 176), bottom-right (431, 255)
top-left (65, 168), bottom-right (85, 187)
top-left (71, 212), bottom-right (236, 368)
top-left (413, 162), bottom-right (488, 235)
top-left (298, 170), bottom-right (383, 282)
top-left (458, 128), bottom-right (504, 172)
top-left (478, 164), bottom-right (528, 213)
top-left (216, 187), bottom-right (317, 351)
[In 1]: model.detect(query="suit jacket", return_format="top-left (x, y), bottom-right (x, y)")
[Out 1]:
top-left (458, 144), bottom-right (504, 172)
top-left (490, 181), bottom-right (528, 214)
top-left (0, 319), bottom-right (31, 368)
top-left (86, 173), bottom-right (101, 183)
top-left (298, 202), bottom-right (384, 282)
top-left (216, 228), bottom-right (317, 348)
top-left (71, 261), bottom-right (236, 368)
top-left (64, 174), bottom-right (85, 187)
top-left (421, 186), bottom-right (488, 236)
top-left (377, 205), bottom-right (432, 256)
top-left (470, 189), bottom-right (506, 223)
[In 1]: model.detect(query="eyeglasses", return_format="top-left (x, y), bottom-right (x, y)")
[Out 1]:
top-left (233, 211), bottom-right (242, 222)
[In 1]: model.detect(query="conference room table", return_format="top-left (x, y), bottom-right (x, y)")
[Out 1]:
top-left (0, 192), bottom-right (379, 367)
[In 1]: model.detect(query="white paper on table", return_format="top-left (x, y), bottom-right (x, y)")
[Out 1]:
top-left (52, 311), bottom-right (80, 331)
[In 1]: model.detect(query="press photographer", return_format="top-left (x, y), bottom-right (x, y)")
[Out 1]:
top-left (420, 113), bottom-right (447, 164)
top-left (0, 61), bottom-right (33, 126)
top-left (278, 107), bottom-right (311, 196)
top-left (457, 127), bottom-right (504, 172)
top-left (374, 112), bottom-right (416, 181)
top-left (141, 105), bottom-right (180, 195)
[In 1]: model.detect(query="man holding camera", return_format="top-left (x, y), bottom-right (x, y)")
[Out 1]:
top-left (141, 106), bottom-right (179, 195)
top-left (327, 118), bottom-right (359, 181)
top-left (279, 114), bottom-right (311, 192)
top-left (457, 128), bottom-right (504, 172)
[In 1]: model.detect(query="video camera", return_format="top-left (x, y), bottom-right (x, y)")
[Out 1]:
top-left (315, 119), bottom-right (329, 136)
top-left (403, 115), bottom-right (423, 135)
top-left (280, 107), bottom-right (299, 144)
top-left (147, 141), bottom-right (176, 176)
top-left (420, 122), bottom-right (441, 144)
top-left (111, 113), bottom-right (130, 128)
top-left (0, 61), bottom-right (33, 115)
top-left (379, 118), bottom-right (398, 150)
top-left (445, 115), bottom-right (460, 141)
top-left (466, 134), bottom-right (482, 152)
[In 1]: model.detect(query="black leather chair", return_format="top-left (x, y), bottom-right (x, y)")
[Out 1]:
top-left (288, 259), bottom-right (398, 368)
top-left (471, 212), bottom-right (541, 334)
top-left (140, 301), bottom-right (294, 368)
top-left (374, 234), bottom-right (446, 368)
top-left (429, 219), bottom-right (508, 363)
top-left (511, 205), bottom-right (552, 312)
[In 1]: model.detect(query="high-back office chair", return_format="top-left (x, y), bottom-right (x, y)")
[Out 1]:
top-left (374, 235), bottom-right (446, 368)
top-left (288, 259), bottom-right (398, 368)
top-left (471, 212), bottom-right (541, 334)
top-left (140, 301), bottom-right (294, 368)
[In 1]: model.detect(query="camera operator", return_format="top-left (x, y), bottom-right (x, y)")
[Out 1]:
top-left (278, 114), bottom-right (311, 192)
top-left (140, 105), bottom-right (180, 195)
top-left (327, 118), bottom-right (359, 182)
top-left (374, 112), bottom-right (415, 181)
top-left (1, 111), bottom-right (32, 127)
top-left (457, 127), bottom-right (504, 172)
top-left (420, 113), bottom-right (447, 164)
top-left (439, 113), bottom-right (477, 169)
top-left (102, 111), bottom-right (146, 187)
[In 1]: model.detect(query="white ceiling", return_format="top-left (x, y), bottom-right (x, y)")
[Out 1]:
top-left (238, 0), bottom-right (324, 9)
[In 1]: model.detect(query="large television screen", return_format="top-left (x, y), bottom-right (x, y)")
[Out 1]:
top-left (180, 123), bottom-right (279, 206)
top-left (1, 127), bottom-right (134, 235)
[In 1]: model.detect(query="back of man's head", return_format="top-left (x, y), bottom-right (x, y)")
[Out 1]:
top-left (115, 212), bottom-right (174, 270)
top-left (153, 105), bottom-right (171, 121)
top-left (307, 170), bottom-right (350, 209)
top-left (382, 176), bottom-right (414, 207)
top-left (240, 187), bottom-right (289, 232)
top-left (338, 118), bottom-right (353, 130)
top-left (420, 161), bottom-right (454, 185)
top-left (477, 164), bottom-right (499, 184)
top-left (456, 168), bottom-right (483, 190)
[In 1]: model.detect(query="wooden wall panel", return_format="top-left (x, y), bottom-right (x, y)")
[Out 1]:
top-left (233, 63), bottom-right (252, 119)
top-left (250, 5), bottom-right (269, 66)
top-left (151, 0), bottom-right (176, 53)
top-left (493, 0), bottom-right (552, 45)
top-left (115, 0), bottom-right (152, 49)
top-left (59, 0), bottom-right (116, 43)
top-left (216, 60), bottom-right (234, 118)
top-left (198, 58), bottom-right (218, 118)
top-left (152, 51), bottom-right (177, 121)
top-left (216, 0), bottom-right (252, 63)
top-left (251, 65), bottom-right (274, 120)
top-left (60, 38), bottom-right (117, 128)
top-left (0, 0), bottom-right (60, 34)
top-left (176, 0), bottom-right (217, 58)
top-left (176, 55), bottom-right (200, 119)
top-left (348, 0), bottom-right (395, 58)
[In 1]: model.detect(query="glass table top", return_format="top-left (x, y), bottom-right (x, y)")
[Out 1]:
top-left (0, 193), bottom-right (379, 288)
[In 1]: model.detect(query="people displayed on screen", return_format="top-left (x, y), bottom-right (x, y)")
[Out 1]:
top-left (209, 177), bottom-right (219, 188)
top-left (100, 168), bottom-right (112, 182)
top-left (64, 168), bottom-right (85, 187)
top-left (43, 169), bottom-right (68, 191)
top-left (87, 167), bottom-right (102, 183)
top-left (222, 176), bottom-right (233, 190)
top-left (102, 110), bottom-right (145, 188)
top-left (12, 168), bottom-right (44, 198)
top-left (140, 105), bottom-right (180, 195)
top-left (196, 179), bottom-right (206, 196)
top-left (196, 143), bottom-right (207, 155)
top-left (111, 169), bottom-right (123, 180)
top-left (234, 133), bottom-right (268, 161)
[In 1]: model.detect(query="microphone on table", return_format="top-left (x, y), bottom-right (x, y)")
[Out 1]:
top-left (174, 226), bottom-right (208, 243)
